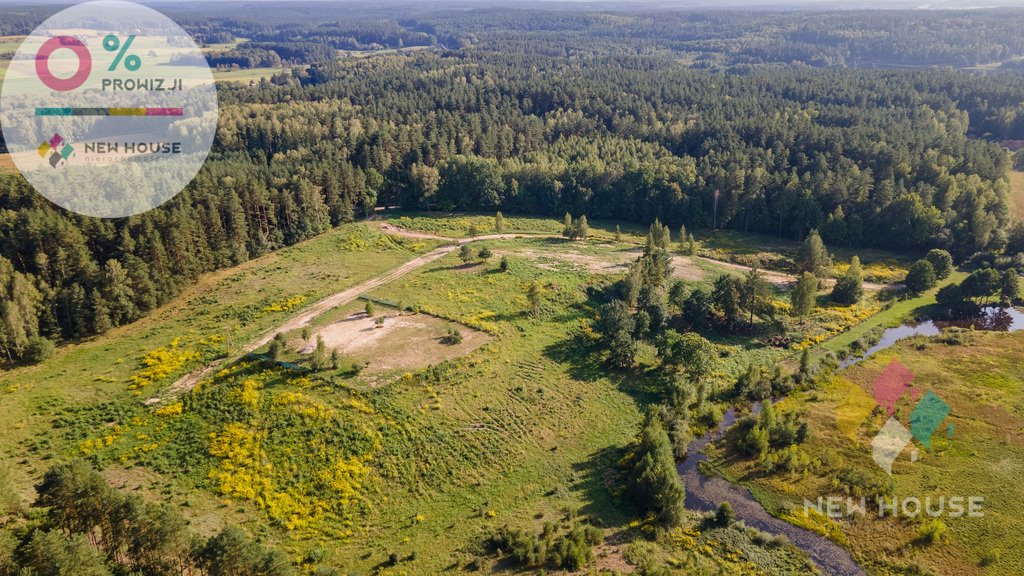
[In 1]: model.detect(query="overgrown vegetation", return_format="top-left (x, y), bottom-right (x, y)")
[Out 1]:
top-left (0, 460), bottom-right (296, 576)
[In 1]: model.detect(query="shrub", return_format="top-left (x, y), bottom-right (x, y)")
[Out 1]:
top-left (499, 256), bottom-right (509, 272)
top-left (484, 523), bottom-right (599, 570)
top-left (623, 540), bottom-right (661, 574)
top-left (916, 519), bottom-right (948, 545)
top-left (980, 548), bottom-right (1001, 566)
top-left (478, 246), bottom-right (493, 260)
top-left (925, 249), bottom-right (954, 280)
top-left (832, 256), bottom-right (864, 305)
top-left (268, 333), bottom-right (287, 359)
top-left (23, 336), bottom-right (55, 364)
top-left (904, 260), bottom-right (937, 294)
top-left (441, 327), bottom-right (463, 345)
top-left (716, 501), bottom-right (735, 526)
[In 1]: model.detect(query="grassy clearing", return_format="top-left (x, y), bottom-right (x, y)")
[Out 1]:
top-left (1009, 170), bottom-right (1024, 220)
top-left (0, 35), bottom-right (24, 53)
top-left (727, 332), bottom-right (1024, 575)
top-left (202, 37), bottom-right (249, 52)
top-left (337, 46), bottom-right (432, 59)
top-left (266, 299), bottom-right (492, 383)
top-left (383, 212), bottom-right (913, 284)
top-left (213, 67), bottom-right (284, 83)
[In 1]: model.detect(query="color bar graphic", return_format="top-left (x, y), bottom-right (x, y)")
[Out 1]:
top-left (35, 107), bottom-right (183, 117)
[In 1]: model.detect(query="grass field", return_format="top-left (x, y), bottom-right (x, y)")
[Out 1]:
top-left (383, 212), bottom-right (913, 284)
top-left (730, 331), bottom-right (1024, 575)
top-left (202, 37), bottom-right (248, 53)
top-left (1009, 170), bottom-right (1024, 220)
top-left (212, 67), bottom-right (284, 83)
top-left (0, 35), bottom-right (24, 53)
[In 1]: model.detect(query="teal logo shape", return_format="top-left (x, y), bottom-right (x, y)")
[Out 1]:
top-left (909, 390), bottom-right (951, 450)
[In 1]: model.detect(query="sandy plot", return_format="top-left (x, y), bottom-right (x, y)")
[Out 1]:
top-left (302, 312), bottom-right (489, 373)
top-left (501, 246), bottom-right (706, 281)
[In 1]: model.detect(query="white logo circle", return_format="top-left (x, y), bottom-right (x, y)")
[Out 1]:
top-left (0, 0), bottom-right (218, 218)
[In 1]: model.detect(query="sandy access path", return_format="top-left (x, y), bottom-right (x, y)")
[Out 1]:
top-left (145, 230), bottom-right (532, 405)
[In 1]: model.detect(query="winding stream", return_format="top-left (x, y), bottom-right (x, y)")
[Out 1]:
top-left (680, 306), bottom-right (1024, 575)
top-left (678, 404), bottom-right (866, 576)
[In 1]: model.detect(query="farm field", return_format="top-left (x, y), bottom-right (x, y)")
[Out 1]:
top-left (0, 153), bottom-right (13, 175)
top-left (712, 330), bottom-right (1024, 575)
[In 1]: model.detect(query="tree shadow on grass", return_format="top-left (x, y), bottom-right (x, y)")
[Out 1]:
top-left (542, 336), bottom-right (673, 407)
top-left (568, 443), bottom-right (636, 530)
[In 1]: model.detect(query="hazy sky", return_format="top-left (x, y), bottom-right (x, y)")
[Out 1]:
top-left (3, 0), bottom-right (1024, 8)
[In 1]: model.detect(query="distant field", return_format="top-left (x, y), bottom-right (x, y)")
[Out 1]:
top-left (0, 35), bottom-right (24, 53)
top-left (212, 66), bottom-right (283, 83)
top-left (202, 37), bottom-right (248, 52)
top-left (1009, 170), bottom-right (1024, 220)
top-left (0, 153), bottom-right (14, 175)
top-left (338, 45), bottom-right (431, 59)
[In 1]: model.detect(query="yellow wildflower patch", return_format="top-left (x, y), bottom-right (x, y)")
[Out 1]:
top-left (154, 402), bottom-right (183, 417)
top-left (129, 339), bottom-right (201, 389)
top-left (263, 294), bottom-right (307, 313)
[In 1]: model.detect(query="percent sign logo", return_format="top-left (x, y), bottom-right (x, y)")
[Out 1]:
top-left (35, 34), bottom-right (141, 92)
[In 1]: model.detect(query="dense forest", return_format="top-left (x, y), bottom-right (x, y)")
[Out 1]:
top-left (3, 4), bottom-right (1024, 363)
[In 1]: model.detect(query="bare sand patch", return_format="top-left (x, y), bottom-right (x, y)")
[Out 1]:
top-left (302, 311), bottom-right (489, 373)
top-left (500, 246), bottom-right (706, 281)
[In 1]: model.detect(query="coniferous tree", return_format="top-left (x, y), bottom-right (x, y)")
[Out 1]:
top-left (796, 230), bottom-right (832, 280)
top-left (790, 272), bottom-right (819, 319)
top-left (628, 412), bottom-right (685, 527)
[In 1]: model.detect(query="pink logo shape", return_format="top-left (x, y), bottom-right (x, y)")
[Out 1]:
top-left (35, 36), bottom-right (92, 92)
top-left (872, 359), bottom-right (916, 415)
